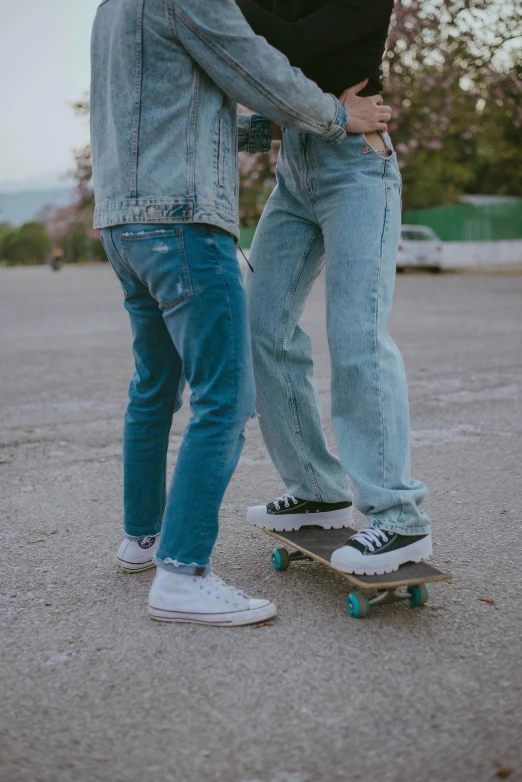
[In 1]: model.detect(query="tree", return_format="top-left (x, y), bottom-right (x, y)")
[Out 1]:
top-left (71, 98), bottom-right (95, 213)
top-left (0, 222), bottom-right (12, 257)
top-left (384, 0), bottom-right (522, 208)
top-left (467, 67), bottom-right (522, 198)
top-left (0, 222), bottom-right (51, 265)
top-left (238, 142), bottom-right (279, 227)
top-left (385, 1), bottom-right (522, 139)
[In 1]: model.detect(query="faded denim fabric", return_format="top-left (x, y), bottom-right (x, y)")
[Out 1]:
top-left (101, 224), bottom-right (255, 571)
top-left (91, 0), bottom-right (348, 236)
top-left (246, 131), bottom-right (431, 535)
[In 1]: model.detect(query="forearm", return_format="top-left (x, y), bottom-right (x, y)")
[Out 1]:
top-left (171, 0), bottom-right (347, 142)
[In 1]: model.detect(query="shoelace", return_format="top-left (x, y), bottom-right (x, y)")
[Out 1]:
top-left (197, 572), bottom-right (249, 606)
top-left (273, 494), bottom-right (299, 511)
top-left (350, 527), bottom-right (389, 552)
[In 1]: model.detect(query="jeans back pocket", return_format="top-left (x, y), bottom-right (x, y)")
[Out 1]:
top-left (120, 228), bottom-right (193, 309)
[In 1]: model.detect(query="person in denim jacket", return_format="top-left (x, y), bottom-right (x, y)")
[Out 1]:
top-left (91, 0), bottom-right (390, 625)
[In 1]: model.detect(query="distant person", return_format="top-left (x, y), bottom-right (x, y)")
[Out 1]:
top-left (90, 0), bottom-right (391, 625)
top-left (239, 0), bottom-right (433, 575)
top-left (48, 248), bottom-right (64, 272)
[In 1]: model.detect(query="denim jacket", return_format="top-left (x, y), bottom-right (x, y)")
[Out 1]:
top-left (90, 0), bottom-right (348, 236)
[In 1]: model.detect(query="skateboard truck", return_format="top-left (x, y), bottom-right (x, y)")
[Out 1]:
top-left (345, 584), bottom-right (430, 618)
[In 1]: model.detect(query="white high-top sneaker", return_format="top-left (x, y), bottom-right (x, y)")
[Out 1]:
top-left (116, 535), bottom-right (160, 572)
top-left (148, 568), bottom-right (277, 626)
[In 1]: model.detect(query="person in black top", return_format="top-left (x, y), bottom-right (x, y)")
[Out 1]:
top-left (237, 0), bottom-right (392, 97)
top-left (241, 0), bottom-right (434, 576)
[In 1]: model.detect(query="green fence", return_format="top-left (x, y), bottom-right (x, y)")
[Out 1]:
top-left (240, 201), bottom-right (522, 246)
top-left (402, 201), bottom-right (522, 242)
top-left (239, 226), bottom-right (257, 249)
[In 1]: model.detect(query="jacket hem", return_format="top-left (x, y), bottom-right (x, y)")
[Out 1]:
top-left (93, 198), bottom-right (239, 238)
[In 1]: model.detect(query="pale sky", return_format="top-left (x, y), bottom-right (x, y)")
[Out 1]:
top-left (0, 0), bottom-right (101, 191)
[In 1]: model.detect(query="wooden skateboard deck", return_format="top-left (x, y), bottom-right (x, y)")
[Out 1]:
top-left (265, 526), bottom-right (452, 618)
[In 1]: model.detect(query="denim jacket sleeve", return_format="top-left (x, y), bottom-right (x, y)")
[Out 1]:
top-left (170, 0), bottom-right (347, 144)
top-left (237, 113), bottom-right (272, 154)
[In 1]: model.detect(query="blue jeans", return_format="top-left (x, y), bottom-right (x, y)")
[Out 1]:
top-left (246, 131), bottom-right (430, 535)
top-left (101, 224), bottom-right (255, 572)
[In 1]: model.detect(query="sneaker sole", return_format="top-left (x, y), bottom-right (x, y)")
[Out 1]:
top-left (247, 505), bottom-right (353, 532)
top-left (331, 537), bottom-right (433, 576)
top-left (148, 602), bottom-right (277, 627)
top-left (117, 557), bottom-right (156, 573)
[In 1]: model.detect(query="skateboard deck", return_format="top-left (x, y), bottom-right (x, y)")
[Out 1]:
top-left (265, 526), bottom-right (452, 618)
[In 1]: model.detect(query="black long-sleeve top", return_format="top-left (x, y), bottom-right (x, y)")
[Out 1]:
top-left (237, 0), bottom-right (394, 96)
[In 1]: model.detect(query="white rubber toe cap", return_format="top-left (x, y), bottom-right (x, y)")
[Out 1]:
top-left (247, 505), bottom-right (268, 524)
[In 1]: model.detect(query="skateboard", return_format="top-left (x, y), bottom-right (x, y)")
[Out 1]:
top-left (265, 526), bottom-right (452, 619)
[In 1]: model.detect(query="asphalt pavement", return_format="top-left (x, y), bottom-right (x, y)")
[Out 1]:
top-left (1, 264), bottom-right (521, 782)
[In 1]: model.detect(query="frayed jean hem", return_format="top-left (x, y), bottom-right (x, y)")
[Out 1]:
top-left (155, 556), bottom-right (212, 576)
top-left (125, 532), bottom-right (159, 542)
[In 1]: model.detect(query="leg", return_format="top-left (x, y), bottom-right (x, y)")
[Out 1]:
top-left (247, 175), bottom-right (350, 504)
top-left (111, 223), bottom-right (255, 570)
top-left (101, 228), bottom-right (184, 540)
top-left (312, 134), bottom-right (430, 534)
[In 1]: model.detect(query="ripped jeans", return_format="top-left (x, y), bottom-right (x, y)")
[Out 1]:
top-left (101, 224), bottom-right (255, 573)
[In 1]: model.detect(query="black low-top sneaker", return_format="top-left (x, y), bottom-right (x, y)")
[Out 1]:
top-left (330, 527), bottom-right (432, 575)
top-left (247, 494), bottom-right (353, 531)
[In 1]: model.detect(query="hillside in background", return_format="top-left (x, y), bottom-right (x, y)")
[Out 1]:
top-left (0, 186), bottom-right (75, 226)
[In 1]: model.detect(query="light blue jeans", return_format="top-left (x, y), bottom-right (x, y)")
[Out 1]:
top-left (246, 131), bottom-right (430, 535)
top-left (101, 224), bottom-right (256, 572)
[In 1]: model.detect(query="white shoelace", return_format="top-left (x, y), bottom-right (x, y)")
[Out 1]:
top-left (197, 572), bottom-right (249, 607)
top-left (273, 494), bottom-right (299, 511)
top-left (350, 527), bottom-right (389, 552)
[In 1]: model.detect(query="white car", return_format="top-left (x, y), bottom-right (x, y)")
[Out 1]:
top-left (397, 225), bottom-right (444, 273)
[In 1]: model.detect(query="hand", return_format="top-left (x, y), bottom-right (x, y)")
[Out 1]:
top-left (340, 79), bottom-right (392, 134)
top-left (271, 124), bottom-right (282, 141)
